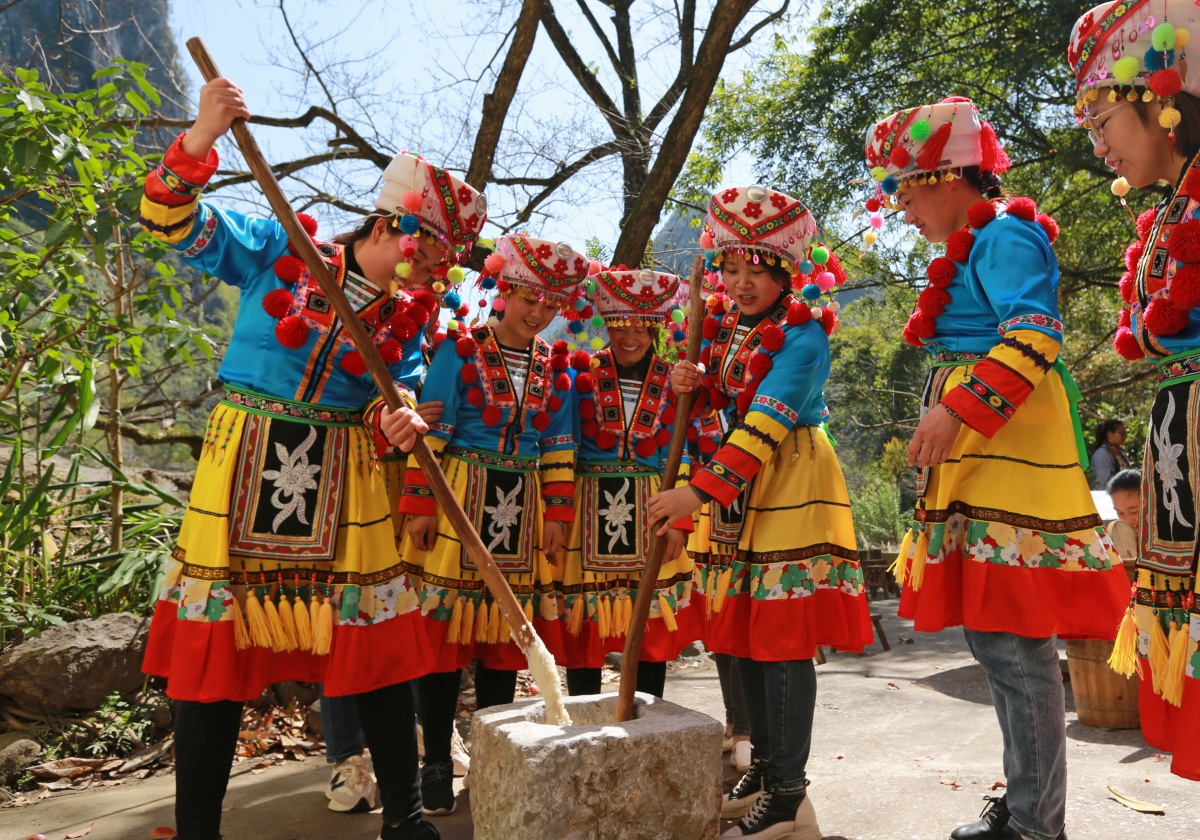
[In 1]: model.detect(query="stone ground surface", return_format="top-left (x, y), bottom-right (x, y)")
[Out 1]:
top-left (1, 599), bottom-right (1197, 840)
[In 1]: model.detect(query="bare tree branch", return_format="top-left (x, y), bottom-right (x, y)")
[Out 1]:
top-left (728, 0), bottom-right (789, 52)
top-left (574, 0), bottom-right (621, 75)
top-left (540, 0), bottom-right (626, 137)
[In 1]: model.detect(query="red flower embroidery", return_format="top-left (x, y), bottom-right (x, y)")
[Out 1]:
top-left (536, 244), bottom-right (553, 259)
top-left (721, 188), bottom-right (739, 203)
top-left (743, 202), bottom-right (763, 219)
top-left (457, 186), bottom-right (473, 204)
top-left (770, 193), bottom-right (788, 209)
top-left (658, 275), bottom-right (670, 289)
top-left (553, 259), bottom-right (568, 275)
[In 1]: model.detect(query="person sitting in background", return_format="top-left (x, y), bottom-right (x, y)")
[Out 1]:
top-left (1090, 419), bottom-right (1131, 490)
top-left (1106, 468), bottom-right (1142, 531)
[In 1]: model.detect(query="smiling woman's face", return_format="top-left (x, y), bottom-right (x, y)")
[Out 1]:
top-left (721, 253), bottom-right (785, 316)
top-left (1087, 98), bottom-right (1177, 188)
top-left (607, 325), bottom-right (653, 367)
top-left (494, 289), bottom-right (559, 346)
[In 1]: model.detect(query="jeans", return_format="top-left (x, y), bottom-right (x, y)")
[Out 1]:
top-left (738, 657), bottom-right (816, 794)
top-left (715, 653), bottom-right (750, 736)
top-left (319, 684), bottom-right (365, 764)
top-left (964, 628), bottom-right (1066, 840)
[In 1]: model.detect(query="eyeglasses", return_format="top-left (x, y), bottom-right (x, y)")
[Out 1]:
top-left (1085, 102), bottom-right (1129, 148)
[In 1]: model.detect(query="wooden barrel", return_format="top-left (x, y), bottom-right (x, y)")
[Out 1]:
top-left (1065, 639), bottom-right (1140, 730)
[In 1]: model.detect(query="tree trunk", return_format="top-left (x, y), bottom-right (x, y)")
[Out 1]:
top-left (612, 0), bottom-right (757, 267)
top-left (466, 0), bottom-right (543, 189)
top-left (107, 222), bottom-right (126, 554)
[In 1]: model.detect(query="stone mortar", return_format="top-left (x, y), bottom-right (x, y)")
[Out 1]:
top-left (470, 692), bottom-right (723, 840)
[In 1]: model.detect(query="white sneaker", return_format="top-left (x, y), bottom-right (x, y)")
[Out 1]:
top-left (327, 754), bottom-right (380, 813)
top-left (449, 727), bottom-right (471, 776)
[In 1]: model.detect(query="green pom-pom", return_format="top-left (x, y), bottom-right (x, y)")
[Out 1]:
top-left (870, 166), bottom-right (888, 182)
top-left (447, 265), bottom-right (465, 284)
top-left (587, 279), bottom-right (596, 295)
top-left (671, 308), bottom-right (685, 324)
top-left (1113, 55), bottom-right (1140, 84)
top-left (1153, 22), bottom-right (1177, 52)
top-left (810, 246), bottom-right (830, 265)
top-left (909, 119), bottom-right (932, 142)
top-left (591, 315), bottom-right (604, 328)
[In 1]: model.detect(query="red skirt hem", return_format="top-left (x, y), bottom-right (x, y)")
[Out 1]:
top-left (699, 590), bottom-right (873, 661)
top-left (1137, 662), bottom-right (1200, 782)
top-left (421, 615), bottom-right (565, 673)
top-left (897, 555), bottom-right (1130, 640)
top-left (558, 602), bottom-right (701, 669)
top-left (142, 599), bottom-right (436, 701)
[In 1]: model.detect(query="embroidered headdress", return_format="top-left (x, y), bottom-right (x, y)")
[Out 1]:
top-left (374, 152), bottom-right (487, 270)
top-left (864, 96), bottom-right (1011, 202)
top-left (1069, 1), bottom-right (1197, 131)
top-left (590, 268), bottom-right (685, 329)
top-left (701, 184), bottom-right (847, 316)
top-left (476, 234), bottom-right (590, 314)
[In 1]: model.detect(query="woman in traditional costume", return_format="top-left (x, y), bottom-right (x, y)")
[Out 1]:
top-left (647, 184), bottom-right (871, 840)
top-left (863, 95), bottom-right (1129, 839)
top-left (1069, 0), bottom-right (1200, 785)
top-left (397, 234), bottom-right (587, 815)
top-left (559, 267), bottom-right (697, 698)
top-left (138, 79), bottom-right (485, 840)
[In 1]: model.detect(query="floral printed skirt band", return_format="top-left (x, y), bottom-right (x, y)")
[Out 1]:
top-left (895, 357), bottom-right (1129, 640)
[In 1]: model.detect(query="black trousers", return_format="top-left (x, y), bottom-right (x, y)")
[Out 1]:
top-left (173, 680), bottom-right (421, 838)
top-left (418, 661), bottom-right (518, 765)
top-left (565, 659), bottom-right (667, 697)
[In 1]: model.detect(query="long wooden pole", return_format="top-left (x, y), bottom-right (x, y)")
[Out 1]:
top-left (186, 37), bottom-right (546, 658)
top-left (614, 255), bottom-right (706, 723)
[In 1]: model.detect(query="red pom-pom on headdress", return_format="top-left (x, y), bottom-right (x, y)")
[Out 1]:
top-left (945, 231), bottom-right (975, 263)
top-left (483, 252), bottom-right (506, 275)
top-left (825, 252), bottom-right (848, 286)
top-left (1170, 219), bottom-right (1200, 262)
top-left (978, 120), bottom-right (1012, 175)
top-left (1145, 296), bottom-right (1190, 335)
top-left (888, 147), bottom-right (911, 169)
top-left (1006, 196), bottom-right (1037, 222)
top-left (275, 315), bottom-right (309, 348)
top-left (967, 201), bottom-right (997, 230)
top-left (1148, 68), bottom-right (1183, 99)
top-left (820, 307), bottom-right (837, 335)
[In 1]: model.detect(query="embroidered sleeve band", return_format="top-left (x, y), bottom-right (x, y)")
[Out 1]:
top-left (397, 437), bottom-right (448, 516)
top-left (139, 134), bottom-right (219, 245)
top-left (941, 329), bottom-right (1061, 438)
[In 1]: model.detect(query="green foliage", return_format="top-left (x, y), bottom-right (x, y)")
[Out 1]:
top-left (680, 0), bottom-right (1158, 492)
top-left (0, 62), bottom-right (216, 643)
top-left (849, 477), bottom-right (906, 549)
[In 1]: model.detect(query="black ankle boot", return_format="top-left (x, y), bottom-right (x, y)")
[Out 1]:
top-left (721, 785), bottom-right (807, 838)
top-left (721, 756), bottom-right (765, 818)
top-left (379, 817), bottom-right (440, 840)
top-left (950, 795), bottom-right (1014, 839)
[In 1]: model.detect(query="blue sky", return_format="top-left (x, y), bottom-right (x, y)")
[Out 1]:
top-left (169, 0), bottom-right (770, 249)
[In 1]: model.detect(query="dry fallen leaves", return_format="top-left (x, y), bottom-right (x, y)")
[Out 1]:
top-left (1107, 786), bottom-right (1166, 814)
top-left (989, 781), bottom-right (1007, 791)
top-left (939, 776), bottom-right (963, 790)
top-left (886, 682), bottom-right (901, 690)
top-left (63, 823), bottom-right (94, 838)
top-left (150, 829), bottom-right (177, 839)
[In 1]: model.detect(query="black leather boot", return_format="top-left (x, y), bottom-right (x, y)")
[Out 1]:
top-left (950, 795), bottom-right (1013, 839)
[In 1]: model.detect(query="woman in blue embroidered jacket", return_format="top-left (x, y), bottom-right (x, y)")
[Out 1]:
top-left (558, 267), bottom-right (697, 698)
top-left (647, 185), bottom-right (871, 840)
top-left (865, 95), bottom-right (1128, 840)
top-left (136, 79), bottom-right (483, 840)
top-left (397, 233), bottom-right (587, 816)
